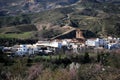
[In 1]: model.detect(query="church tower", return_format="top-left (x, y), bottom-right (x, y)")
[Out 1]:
top-left (76, 29), bottom-right (84, 39)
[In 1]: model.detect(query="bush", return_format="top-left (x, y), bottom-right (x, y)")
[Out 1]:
top-left (107, 53), bottom-right (120, 69)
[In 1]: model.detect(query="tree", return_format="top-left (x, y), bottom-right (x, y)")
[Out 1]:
top-left (114, 23), bottom-right (120, 37)
top-left (97, 53), bottom-right (101, 63)
top-left (83, 52), bottom-right (90, 63)
top-left (70, 20), bottom-right (79, 28)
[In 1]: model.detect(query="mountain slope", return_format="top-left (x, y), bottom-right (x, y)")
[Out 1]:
top-left (26, 0), bottom-right (120, 37)
top-left (0, 0), bottom-right (79, 15)
top-left (0, 0), bottom-right (120, 39)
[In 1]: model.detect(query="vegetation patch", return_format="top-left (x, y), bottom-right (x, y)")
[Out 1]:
top-left (0, 32), bottom-right (35, 39)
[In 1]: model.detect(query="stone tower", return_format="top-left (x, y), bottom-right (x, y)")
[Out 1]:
top-left (76, 29), bottom-right (84, 39)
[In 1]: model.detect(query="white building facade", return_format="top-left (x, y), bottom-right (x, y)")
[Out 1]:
top-left (85, 38), bottom-right (107, 48)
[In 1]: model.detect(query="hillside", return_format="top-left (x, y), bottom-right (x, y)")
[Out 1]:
top-left (0, 0), bottom-right (79, 16)
top-left (0, 0), bottom-right (120, 39)
top-left (29, 0), bottom-right (120, 37)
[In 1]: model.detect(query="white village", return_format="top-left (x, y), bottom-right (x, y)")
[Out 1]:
top-left (2, 27), bottom-right (120, 56)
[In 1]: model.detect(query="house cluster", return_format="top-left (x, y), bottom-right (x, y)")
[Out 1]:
top-left (1, 28), bottom-right (120, 56)
top-left (86, 37), bottom-right (120, 50)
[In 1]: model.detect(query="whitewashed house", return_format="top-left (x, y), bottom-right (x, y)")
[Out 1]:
top-left (106, 38), bottom-right (120, 50)
top-left (36, 41), bottom-right (51, 48)
top-left (27, 44), bottom-right (38, 55)
top-left (50, 41), bottom-right (60, 48)
top-left (12, 44), bottom-right (38, 56)
top-left (36, 40), bottom-right (69, 54)
top-left (106, 43), bottom-right (120, 50)
top-left (85, 38), bottom-right (106, 48)
top-left (13, 45), bottom-right (28, 56)
top-left (32, 44), bottom-right (39, 53)
top-left (3, 47), bottom-right (12, 54)
top-left (36, 40), bottom-right (65, 48)
top-left (105, 37), bottom-right (120, 50)
top-left (62, 40), bottom-right (68, 46)
top-left (36, 41), bottom-right (59, 54)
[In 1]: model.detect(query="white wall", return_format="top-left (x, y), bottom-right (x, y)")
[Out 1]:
top-left (86, 38), bottom-right (106, 47)
top-left (15, 44), bottom-right (39, 55)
